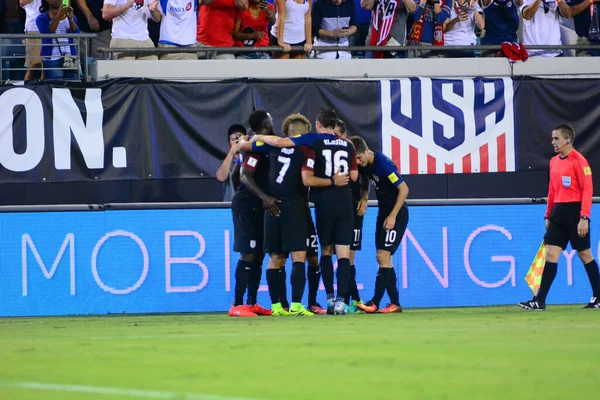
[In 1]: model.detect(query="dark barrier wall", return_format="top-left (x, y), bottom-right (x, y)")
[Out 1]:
top-left (0, 78), bottom-right (598, 204)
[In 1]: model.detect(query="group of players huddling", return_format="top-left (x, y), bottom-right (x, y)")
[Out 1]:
top-left (226, 108), bottom-right (410, 317)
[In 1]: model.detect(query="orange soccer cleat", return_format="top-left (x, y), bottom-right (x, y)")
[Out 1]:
top-left (228, 305), bottom-right (257, 317)
top-left (379, 304), bottom-right (402, 314)
top-left (245, 303), bottom-right (273, 316)
top-left (357, 301), bottom-right (378, 313)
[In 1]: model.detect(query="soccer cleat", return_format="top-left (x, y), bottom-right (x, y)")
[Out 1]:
top-left (583, 297), bottom-right (600, 309)
top-left (308, 304), bottom-right (327, 315)
top-left (357, 301), bottom-right (378, 313)
top-left (245, 303), bottom-right (272, 316)
top-left (379, 303), bottom-right (402, 313)
top-left (326, 298), bottom-right (336, 315)
top-left (349, 300), bottom-right (365, 314)
top-left (228, 305), bottom-right (257, 317)
top-left (271, 302), bottom-right (291, 316)
top-left (334, 300), bottom-right (349, 315)
top-left (518, 298), bottom-right (546, 310)
top-left (289, 303), bottom-right (315, 316)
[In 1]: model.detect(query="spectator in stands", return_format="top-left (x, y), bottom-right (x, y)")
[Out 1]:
top-left (404, 0), bottom-right (452, 55)
top-left (216, 124), bottom-right (246, 202)
top-left (565, 0), bottom-right (598, 56)
top-left (197, 0), bottom-right (248, 60)
top-left (443, 0), bottom-right (484, 57)
top-left (521, 0), bottom-right (572, 57)
top-left (75, 0), bottom-right (111, 59)
top-left (349, 0), bottom-right (371, 56)
top-left (233, 0), bottom-right (275, 59)
top-left (157, 0), bottom-right (210, 59)
top-left (36, 0), bottom-right (80, 79)
top-left (102, 0), bottom-right (162, 60)
top-left (312, 0), bottom-right (357, 59)
top-left (270, 0), bottom-right (313, 59)
top-left (20, 0), bottom-right (42, 80)
top-left (361, 0), bottom-right (409, 58)
top-left (480, 0), bottom-right (521, 56)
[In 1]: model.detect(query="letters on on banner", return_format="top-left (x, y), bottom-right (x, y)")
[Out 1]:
top-left (380, 78), bottom-right (516, 175)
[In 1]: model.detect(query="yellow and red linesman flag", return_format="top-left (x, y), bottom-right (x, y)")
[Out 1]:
top-left (525, 242), bottom-right (546, 295)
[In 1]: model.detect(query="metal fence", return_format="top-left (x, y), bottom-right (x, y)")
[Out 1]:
top-left (0, 33), bottom-right (96, 82)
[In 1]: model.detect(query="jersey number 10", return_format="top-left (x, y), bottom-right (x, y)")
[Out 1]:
top-left (322, 150), bottom-right (349, 177)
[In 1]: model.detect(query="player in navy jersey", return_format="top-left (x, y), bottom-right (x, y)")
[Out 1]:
top-left (245, 115), bottom-right (331, 316)
top-left (350, 136), bottom-right (409, 314)
top-left (228, 110), bottom-right (280, 318)
top-left (334, 120), bottom-right (370, 313)
top-left (281, 114), bottom-right (327, 315)
top-left (252, 108), bottom-right (358, 315)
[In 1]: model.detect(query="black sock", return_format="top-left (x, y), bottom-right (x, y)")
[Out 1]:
top-left (336, 258), bottom-right (351, 302)
top-left (307, 266), bottom-right (320, 306)
top-left (320, 255), bottom-right (334, 296)
top-left (535, 261), bottom-right (558, 304)
top-left (348, 265), bottom-right (360, 303)
top-left (266, 269), bottom-right (280, 304)
top-left (246, 263), bottom-right (262, 305)
top-left (233, 260), bottom-right (251, 306)
top-left (291, 262), bottom-right (307, 303)
top-left (372, 268), bottom-right (390, 308)
top-left (584, 260), bottom-right (600, 298)
top-left (279, 268), bottom-right (289, 308)
top-left (387, 268), bottom-right (400, 305)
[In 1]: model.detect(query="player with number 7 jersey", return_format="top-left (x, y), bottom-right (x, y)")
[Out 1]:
top-left (251, 108), bottom-right (359, 315)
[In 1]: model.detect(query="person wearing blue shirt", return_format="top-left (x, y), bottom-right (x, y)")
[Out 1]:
top-left (36, 0), bottom-right (81, 80)
top-left (350, 135), bottom-right (409, 314)
top-left (566, 0), bottom-right (599, 56)
top-left (480, 0), bottom-right (521, 56)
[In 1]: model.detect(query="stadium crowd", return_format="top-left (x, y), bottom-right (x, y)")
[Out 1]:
top-left (1, 0), bottom-right (599, 79)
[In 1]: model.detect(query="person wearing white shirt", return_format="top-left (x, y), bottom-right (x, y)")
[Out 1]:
top-left (20, 0), bottom-right (42, 80)
top-left (102, 0), bottom-right (162, 60)
top-left (157, 0), bottom-right (212, 60)
top-left (443, 0), bottom-right (484, 57)
top-left (521, 0), bottom-right (572, 57)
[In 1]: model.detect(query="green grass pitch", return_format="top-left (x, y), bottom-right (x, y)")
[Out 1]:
top-left (1, 306), bottom-right (598, 400)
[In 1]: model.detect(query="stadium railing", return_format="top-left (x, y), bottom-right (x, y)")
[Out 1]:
top-left (0, 33), bottom-right (96, 82)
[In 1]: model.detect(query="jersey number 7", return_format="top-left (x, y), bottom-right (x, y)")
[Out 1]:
top-left (276, 156), bottom-right (291, 184)
top-left (322, 150), bottom-right (348, 176)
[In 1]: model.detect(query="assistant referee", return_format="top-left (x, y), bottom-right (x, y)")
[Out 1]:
top-left (519, 124), bottom-right (599, 310)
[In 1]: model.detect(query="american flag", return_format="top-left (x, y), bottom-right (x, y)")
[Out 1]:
top-left (373, 0), bottom-right (399, 46)
top-left (380, 78), bottom-right (516, 174)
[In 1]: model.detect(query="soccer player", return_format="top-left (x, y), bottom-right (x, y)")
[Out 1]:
top-left (282, 114), bottom-right (327, 315)
top-left (228, 110), bottom-right (280, 317)
top-left (519, 124), bottom-right (599, 310)
top-left (350, 136), bottom-right (409, 314)
top-left (334, 120), bottom-right (370, 313)
top-left (246, 113), bottom-right (340, 316)
top-left (252, 108), bottom-right (358, 315)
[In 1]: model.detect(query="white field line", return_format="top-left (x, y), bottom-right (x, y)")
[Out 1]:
top-left (0, 382), bottom-right (259, 400)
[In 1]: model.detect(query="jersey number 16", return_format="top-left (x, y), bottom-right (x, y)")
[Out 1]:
top-left (322, 150), bottom-right (348, 176)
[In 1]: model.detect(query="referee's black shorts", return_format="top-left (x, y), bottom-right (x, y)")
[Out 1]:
top-left (544, 202), bottom-right (591, 251)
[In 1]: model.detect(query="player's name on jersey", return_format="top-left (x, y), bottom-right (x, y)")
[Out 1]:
top-left (323, 139), bottom-right (348, 146)
top-left (281, 148), bottom-right (296, 155)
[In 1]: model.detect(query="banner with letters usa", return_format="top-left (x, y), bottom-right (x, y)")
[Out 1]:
top-left (1, 78), bottom-right (598, 182)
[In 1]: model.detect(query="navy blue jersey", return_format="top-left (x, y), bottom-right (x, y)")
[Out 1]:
top-left (252, 141), bottom-right (312, 200)
top-left (291, 133), bottom-right (358, 198)
top-left (235, 152), bottom-right (270, 205)
top-left (359, 151), bottom-right (404, 211)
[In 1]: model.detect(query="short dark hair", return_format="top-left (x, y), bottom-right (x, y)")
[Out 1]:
top-left (553, 124), bottom-right (575, 144)
top-left (335, 119), bottom-right (347, 135)
top-left (227, 124), bottom-right (246, 141)
top-left (316, 108), bottom-right (338, 129)
top-left (349, 136), bottom-right (368, 154)
top-left (248, 110), bottom-right (269, 132)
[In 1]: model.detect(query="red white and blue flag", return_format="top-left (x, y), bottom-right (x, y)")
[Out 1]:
top-left (380, 78), bottom-right (516, 174)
